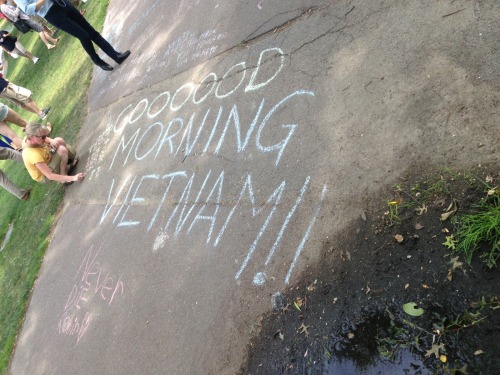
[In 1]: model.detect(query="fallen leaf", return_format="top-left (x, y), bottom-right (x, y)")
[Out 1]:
top-left (341, 250), bottom-right (351, 261)
top-left (347, 332), bottom-right (355, 339)
top-left (304, 349), bottom-right (308, 357)
top-left (450, 256), bottom-right (463, 271)
top-left (365, 285), bottom-right (371, 294)
top-left (281, 304), bottom-right (290, 314)
top-left (447, 269), bottom-right (453, 281)
top-left (442, 228), bottom-right (449, 233)
top-left (361, 211), bottom-right (367, 221)
top-left (414, 223), bottom-right (424, 230)
top-left (422, 284), bottom-right (430, 289)
top-left (298, 323), bottom-right (310, 336)
top-left (434, 198), bottom-right (446, 207)
top-left (425, 343), bottom-right (445, 358)
top-left (443, 235), bottom-right (457, 250)
top-left (441, 200), bottom-right (458, 221)
top-left (485, 175), bottom-right (493, 183)
top-left (395, 234), bottom-right (404, 243)
top-left (405, 283), bottom-right (410, 289)
top-left (403, 302), bottom-right (425, 316)
top-left (440, 354), bottom-right (447, 363)
top-left (294, 298), bottom-right (304, 311)
top-left (474, 350), bottom-right (484, 356)
top-left (416, 204), bottom-right (428, 215)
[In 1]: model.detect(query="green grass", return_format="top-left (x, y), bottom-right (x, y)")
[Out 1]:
top-left (0, 2), bottom-right (108, 373)
top-left (453, 194), bottom-right (500, 268)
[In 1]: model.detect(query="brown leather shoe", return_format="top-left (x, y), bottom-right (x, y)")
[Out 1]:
top-left (21, 189), bottom-right (31, 201)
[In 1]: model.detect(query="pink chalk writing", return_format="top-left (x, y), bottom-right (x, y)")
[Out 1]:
top-left (58, 245), bottom-right (124, 343)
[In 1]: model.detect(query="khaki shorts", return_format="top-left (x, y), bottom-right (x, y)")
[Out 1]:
top-left (41, 146), bottom-right (77, 183)
top-left (12, 41), bottom-right (28, 57)
top-left (1, 83), bottom-right (33, 107)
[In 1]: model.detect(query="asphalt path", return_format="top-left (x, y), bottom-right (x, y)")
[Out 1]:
top-left (9, 0), bottom-right (498, 374)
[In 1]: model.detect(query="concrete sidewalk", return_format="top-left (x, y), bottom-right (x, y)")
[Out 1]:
top-left (9, 0), bottom-right (498, 374)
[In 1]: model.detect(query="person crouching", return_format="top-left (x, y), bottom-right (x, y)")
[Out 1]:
top-left (22, 122), bottom-right (84, 185)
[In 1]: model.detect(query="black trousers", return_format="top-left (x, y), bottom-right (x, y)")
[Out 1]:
top-left (44, 0), bottom-right (118, 65)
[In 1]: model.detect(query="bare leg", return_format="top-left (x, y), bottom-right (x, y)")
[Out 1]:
top-left (57, 145), bottom-right (70, 176)
top-left (5, 108), bottom-right (28, 128)
top-left (23, 101), bottom-right (43, 117)
top-left (0, 123), bottom-right (22, 149)
top-left (51, 136), bottom-right (67, 148)
top-left (18, 49), bottom-right (34, 60)
top-left (44, 31), bottom-right (60, 45)
top-left (39, 32), bottom-right (55, 49)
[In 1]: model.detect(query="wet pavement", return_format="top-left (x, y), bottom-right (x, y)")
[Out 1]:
top-left (8, 0), bottom-right (499, 374)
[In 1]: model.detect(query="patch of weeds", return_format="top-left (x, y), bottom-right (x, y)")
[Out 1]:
top-left (452, 194), bottom-right (500, 268)
top-left (393, 168), bottom-right (478, 212)
top-left (384, 200), bottom-right (401, 226)
top-left (444, 295), bottom-right (499, 331)
top-left (378, 296), bottom-right (499, 371)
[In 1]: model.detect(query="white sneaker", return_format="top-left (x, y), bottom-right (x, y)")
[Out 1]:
top-left (32, 57), bottom-right (39, 64)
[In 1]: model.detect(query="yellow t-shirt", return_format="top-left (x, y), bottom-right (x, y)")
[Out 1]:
top-left (22, 143), bottom-right (51, 182)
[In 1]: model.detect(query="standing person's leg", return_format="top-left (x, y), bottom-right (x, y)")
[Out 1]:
top-left (42, 31), bottom-right (60, 45)
top-left (0, 123), bottom-right (22, 150)
top-left (0, 169), bottom-right (29, 199)
top-left (3, 83), bottom-right (44, 117)
top-left (13, 41), bottom-right (37, 63)
top-left (63, 2), bottom-right (121, 61)
top-left (3, 107), bottom-right (28, 128)
top-left (23, 100), bottom-right (44, 117)
top-left (38, 32), bottom-right (56, 49)
top-left (44, 3), bottom-right (109, 67)
top-left (25, 18), bottom-right (57, 48)
top-left (44, 0), bottom-right (129, 69)
top-left (0, 147), bottom-right (30, 199)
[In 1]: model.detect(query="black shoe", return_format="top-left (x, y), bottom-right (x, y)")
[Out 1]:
top-left (97, 62), bottom-right (113, 71)
top-left (114, 50), bottom-right (131, 64)
top-left (40, 107), bottom-right (51, 120)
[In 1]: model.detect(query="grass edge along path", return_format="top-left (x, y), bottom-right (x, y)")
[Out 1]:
top-left (0, 2), bottom-right (109, 373)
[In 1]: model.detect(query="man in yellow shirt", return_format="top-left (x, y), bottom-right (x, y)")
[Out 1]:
top-left (22, 122), bottom-right (84, 184)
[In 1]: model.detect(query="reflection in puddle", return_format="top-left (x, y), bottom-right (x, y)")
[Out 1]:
top-left (324, 348), bottom-right (431, 375)
top-left (323, 310), bottom-right (432, 374)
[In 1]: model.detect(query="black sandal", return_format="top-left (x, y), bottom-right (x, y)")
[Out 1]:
top-left (67, 158), bottom-right (79, 175)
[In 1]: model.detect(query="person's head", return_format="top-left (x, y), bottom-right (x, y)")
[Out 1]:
top-left (25, 122), bottom-right (49, 145)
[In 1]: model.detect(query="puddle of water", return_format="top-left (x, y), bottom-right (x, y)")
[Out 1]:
top-left (323, 310), bottom-right (432, 375)
top-left (324, 348), bottom-right (431, 375)
top-left (0, 223), bottom-right (13, 251)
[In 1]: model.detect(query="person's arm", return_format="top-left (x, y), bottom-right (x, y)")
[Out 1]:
top-left (43, 136), bottom-right (60, 152)
top-left (35, 161), bottom-right (85, 183)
